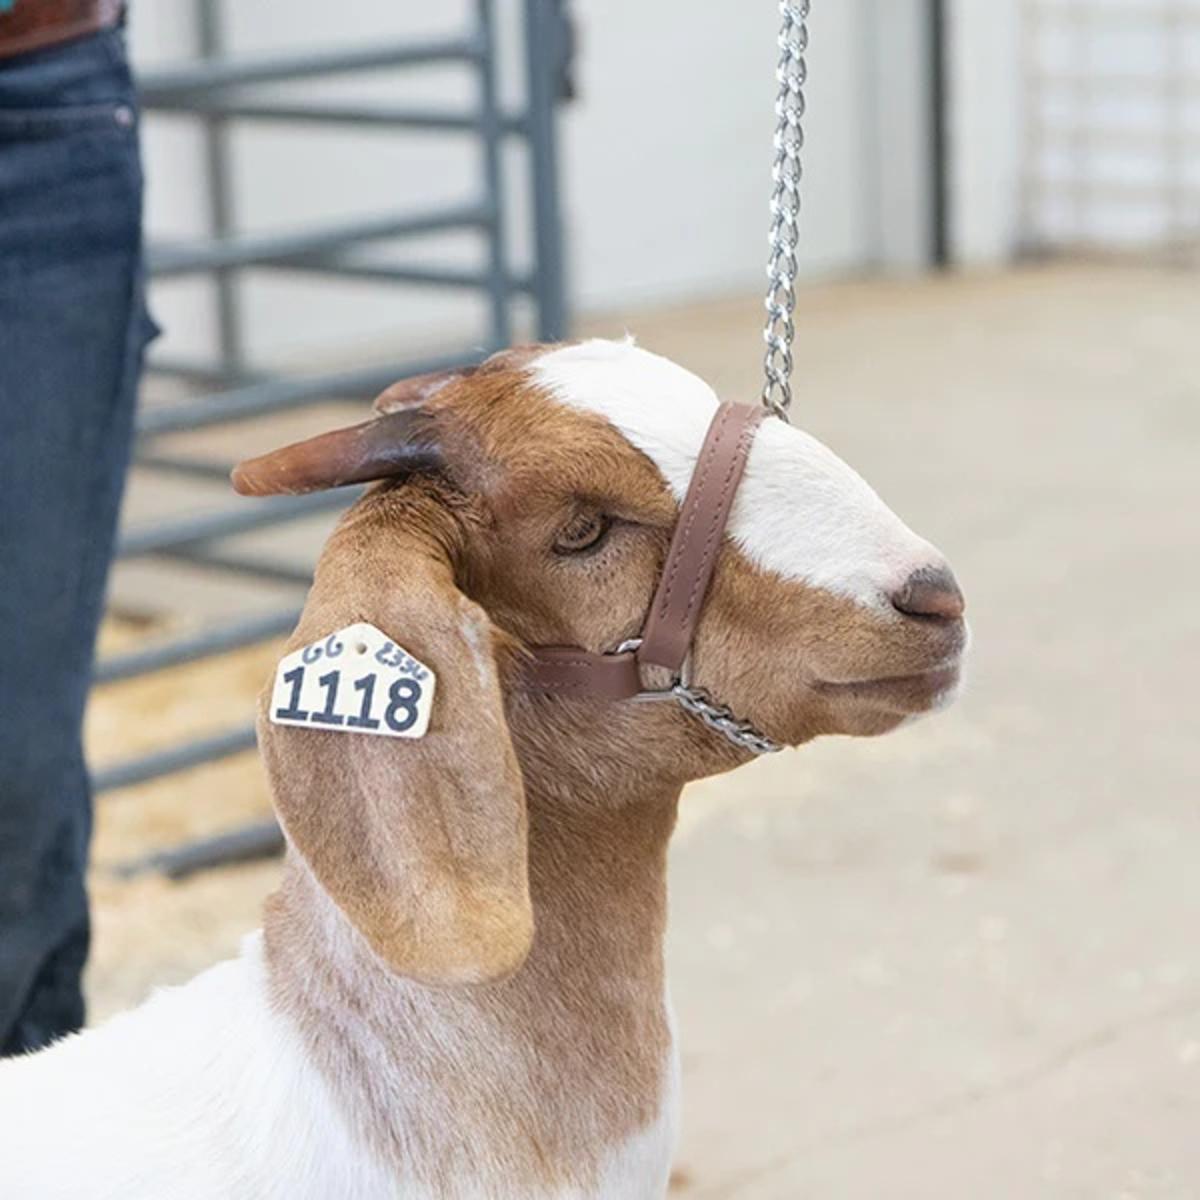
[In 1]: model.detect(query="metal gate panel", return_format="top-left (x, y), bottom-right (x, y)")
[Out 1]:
top-left (94, 0), bottom-right (570, 823)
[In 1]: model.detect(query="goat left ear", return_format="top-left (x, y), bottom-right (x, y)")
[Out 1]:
top-left (259, 488), bottom-right (533, 985)
top-left (231, 407), bottom-right (443, 497)
top-left (230, 367), bottom-right (473, 497)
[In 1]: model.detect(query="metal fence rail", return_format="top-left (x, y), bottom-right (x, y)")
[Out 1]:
top-left (95, 0), bottom-right (571, 847)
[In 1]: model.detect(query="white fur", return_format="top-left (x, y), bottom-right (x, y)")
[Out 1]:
top-left (0, 935), bottom-right (392, 1200)
top-left (0, 933), bottom-right (673, 1200)
top-left (594, 1075), bottom-right (677, 1199)
top-left (534, 338), bottom-right (942, 608)
top-left (595, 994), bottom-right (681, 1200)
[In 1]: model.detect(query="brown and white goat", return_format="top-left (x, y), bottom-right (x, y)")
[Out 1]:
top-left (0, 339), bottom-right (966, 1199)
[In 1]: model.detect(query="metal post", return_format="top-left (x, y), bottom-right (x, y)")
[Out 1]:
top-left (523, 0), bottom-right (568, 339)
top-left (1163, 3), bottom-right (1187, 264)
top-left (928, 0), bottom-right (950, 268)
top-left (477, 0), bottom-right (513, 347)
top-left (194, 0), bottom-right (244, 376)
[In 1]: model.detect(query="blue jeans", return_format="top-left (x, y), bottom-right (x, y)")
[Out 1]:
top-left (0, 27), bottom-right (153, 1054)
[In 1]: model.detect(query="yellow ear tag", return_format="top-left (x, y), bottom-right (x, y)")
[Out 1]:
top-left (270, 622), bottom-right (435, 739)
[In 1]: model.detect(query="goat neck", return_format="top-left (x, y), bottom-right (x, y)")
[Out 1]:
top-left (263, 763), bottom-right (683, 1200)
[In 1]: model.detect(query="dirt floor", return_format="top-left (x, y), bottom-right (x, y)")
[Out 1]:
top-left (87, 263), bottom-right (1199, 1198)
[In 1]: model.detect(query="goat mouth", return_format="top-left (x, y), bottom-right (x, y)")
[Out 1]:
top-left (813, 663), bottom-right (963, 713)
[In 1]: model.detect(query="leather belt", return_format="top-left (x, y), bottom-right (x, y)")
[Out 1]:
top-left (0, 1), bottom-right (123, 62)
top-left (522, 401), bottom-right (766, 701)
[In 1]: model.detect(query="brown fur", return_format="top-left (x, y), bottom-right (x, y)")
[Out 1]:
top-left (251, 352), bottom-right (965, 1195)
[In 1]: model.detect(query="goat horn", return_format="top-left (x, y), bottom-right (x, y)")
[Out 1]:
top-left (231, 408), bottom-right (442, 497)
top-left (373, 366), bottom-right (477, 414)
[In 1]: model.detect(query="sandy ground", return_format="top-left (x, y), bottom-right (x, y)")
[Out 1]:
top-left (86, 264), bottom-right (1199, 1198)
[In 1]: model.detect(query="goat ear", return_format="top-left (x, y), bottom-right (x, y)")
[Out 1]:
top-left (231, 408), bottom-right (442, 497)
top-left (259, 489), bottom-right (532, 985)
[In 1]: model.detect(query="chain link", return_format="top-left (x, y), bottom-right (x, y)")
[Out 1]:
top-left (670, 683), bottom-right (783, 756)
top-left (622, 639), bottom-right (783, 754)
top-left (761, 0), bottom-right (810, 422)
top-left (662, 2), bottom-right (808, 753)
top-left (613, 15), bottom-right (811, 756)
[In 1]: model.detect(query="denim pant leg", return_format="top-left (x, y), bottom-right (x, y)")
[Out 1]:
top-left (0, 29), bottom-right (154, 1054)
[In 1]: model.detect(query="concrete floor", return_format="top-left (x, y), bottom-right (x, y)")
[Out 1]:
top-left (88, 264), bottom-right (1199, 1197)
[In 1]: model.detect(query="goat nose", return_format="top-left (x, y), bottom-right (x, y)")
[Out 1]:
top-left (891, 565), bottom-right (965, 621)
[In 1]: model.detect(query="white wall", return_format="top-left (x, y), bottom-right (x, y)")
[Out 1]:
top-left (560, 0), bottom-right (879, 312)
top-left (129, 2), bottom-right (934, 368)
top-left (946, 0), bottom-right (1023, 267)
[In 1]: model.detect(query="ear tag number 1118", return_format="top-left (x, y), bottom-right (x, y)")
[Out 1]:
top-left (269, 623), bottom-right (436, 739)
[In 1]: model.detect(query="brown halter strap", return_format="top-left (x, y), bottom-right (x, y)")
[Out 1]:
top-left (521, 401), bottom-right (766, 701)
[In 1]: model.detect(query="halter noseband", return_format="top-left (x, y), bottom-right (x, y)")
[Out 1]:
top-left (521, 402), bottom-right (783, 756)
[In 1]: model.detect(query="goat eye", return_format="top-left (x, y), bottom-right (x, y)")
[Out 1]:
top-left (554, 511), bottom-right (613, 555)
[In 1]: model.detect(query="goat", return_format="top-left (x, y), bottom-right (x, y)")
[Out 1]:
top-left (0, 339), bottom-right (967, 1199)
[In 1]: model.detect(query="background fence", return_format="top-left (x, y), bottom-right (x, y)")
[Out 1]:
top-left (1020, 0), bottom-right (1200, 259)
top-left (94, 0), bottom-right (571, 874)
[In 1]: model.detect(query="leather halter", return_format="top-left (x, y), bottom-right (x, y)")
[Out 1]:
top-left (522, 401), bottom-right (767, 706)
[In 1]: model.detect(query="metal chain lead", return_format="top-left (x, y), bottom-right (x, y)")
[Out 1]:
top-left (671, 683), bottom-right (783, 756)
top-left (619, 15), bottom-right (810, 756)
top-left (662, 2), bottom-right (807, 754)
top-left (761, 0), bottom-right (810, 422)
